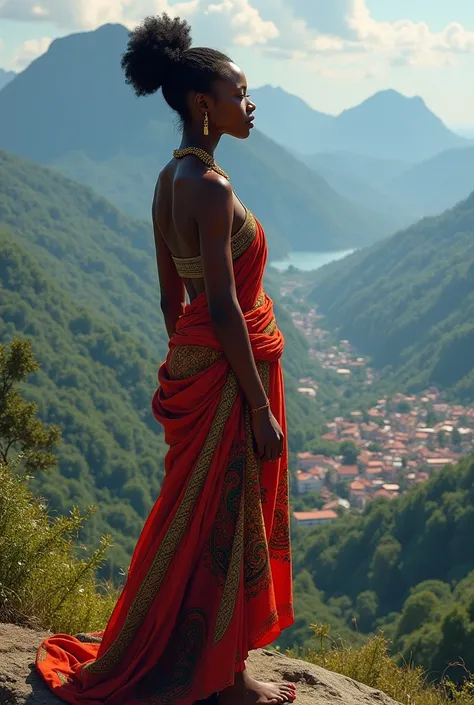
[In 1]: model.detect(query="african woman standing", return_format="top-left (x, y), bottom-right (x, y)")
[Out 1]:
top-left (36, 13), bottom-right (294, 705)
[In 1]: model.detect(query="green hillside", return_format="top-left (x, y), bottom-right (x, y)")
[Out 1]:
top-left (0, 147), bottom-right (335, 576)
top-left (309, 192), bottom-right (474, 400)
top-left (0, 25), bottom-right (388, 256)
top-left (291, 454), bottom-right (474, 680)
top-left (1, 227), bottom-right (166, 576)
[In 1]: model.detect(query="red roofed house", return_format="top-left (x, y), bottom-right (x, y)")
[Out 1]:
top-left (297, 452), bottom-right (329, 471)
top-left (386, 440), bottom-right (407, 454)
top-left (292, 510), bottom-right (338, 527)
top-left (349, 479), bottom-right (368, 509)
top-left (365, 461), bottom-right (385, 479)
top-left (295, 470), bottom-right (324, 494)
top-left (330, 464), bottom-right (359, 483)
top-left (322, 498), bottom-right (350, 511)
top-left (322, 432), bottom-right (339, 443)
top-left (374, 488), bottom-right (393, 500)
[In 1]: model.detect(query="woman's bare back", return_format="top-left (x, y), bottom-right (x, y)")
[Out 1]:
top-left (152, 157), bottom-right (247, 303)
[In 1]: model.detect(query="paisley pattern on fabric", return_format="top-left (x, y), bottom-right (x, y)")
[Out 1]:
top-left (269, 464), bottom-right (291, 563)
top-left (204, 443), bottom-right (246, 588)
top-left (135, 609), bottom-right (208, 704)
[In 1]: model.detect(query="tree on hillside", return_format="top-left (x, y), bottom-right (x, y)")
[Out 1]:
top-left (0, 338), bottom-right (61, 472)
top-left (355, 590), bottom-right (378, 632)
top-left (452, 427), bottom-right (462, 448)
top-left (433, 605), bottom-right (474, 679)
top-left (395, 591), bottom-right (441, 639)
top-left (437, 430), bottom-right (447, 448)
top-left (340, 440), bottom-right (360, 466)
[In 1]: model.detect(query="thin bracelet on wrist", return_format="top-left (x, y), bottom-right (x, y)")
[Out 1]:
top-left (251, 400), bottom-right (270, 414)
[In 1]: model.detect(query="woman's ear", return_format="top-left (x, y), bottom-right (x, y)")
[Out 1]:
top-left (194, 93), bottom-right (209, 116)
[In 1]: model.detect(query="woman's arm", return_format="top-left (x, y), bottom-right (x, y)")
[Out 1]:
top-left (192, 173), bottom-right (268, 410)
top-left (152, 211), bottom-right (186, 339)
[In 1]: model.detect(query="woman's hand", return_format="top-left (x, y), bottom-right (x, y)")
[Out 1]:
top-left (251, 407), bottom-right (284, 462)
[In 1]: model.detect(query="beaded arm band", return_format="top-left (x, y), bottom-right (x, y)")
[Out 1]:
top-left (251, 400), bottom-right (270, 414)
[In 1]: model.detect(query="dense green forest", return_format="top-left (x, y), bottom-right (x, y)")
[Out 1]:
top-left (286, 454), bottom-right (474, 681)
top-left (310, 190), bottom-right (474, 401)
top-left (0, 24), bottom-right (389, 256)
top-left (0, 147), bottom-right (336, 577)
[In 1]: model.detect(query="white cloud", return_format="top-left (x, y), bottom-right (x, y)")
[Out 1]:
top-left (249, 0), bottom-right (474, 68)
top-left (347, 0), bottom-right (474, 54)
top-left (12, 36), bottom-right (52, 69)
top-left (0, 0), bottom-right (125, 26)
top-left (205, 0), bottom-right (278, 47)
top-left (2, 0), bottom-right (474, 70)
top-left (0, 0), bottom-right (278, 47)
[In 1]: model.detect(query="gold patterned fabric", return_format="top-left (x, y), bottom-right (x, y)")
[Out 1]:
top-left (172, 208), bottom-right (257, 279)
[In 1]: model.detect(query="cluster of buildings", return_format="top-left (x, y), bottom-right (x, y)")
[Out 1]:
top-left (289, 307), bottom-right (376, 386)
top-left (278, 290), bottom-right (474, 530)
top-left (292, 392), bottom-right (474, 528)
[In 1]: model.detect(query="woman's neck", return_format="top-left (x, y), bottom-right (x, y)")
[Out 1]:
top-left (179, 126), bottom-right (220, 157)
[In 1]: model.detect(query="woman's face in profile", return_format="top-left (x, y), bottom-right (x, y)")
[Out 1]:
top-left (210, 63), bottom-right (256, 140)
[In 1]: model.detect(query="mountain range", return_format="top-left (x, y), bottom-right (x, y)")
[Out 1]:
top-left (251, 86), bottom-right (474, 226)
top-left (0, 25), bottom-right (388, 258)
top-left (309, 189), bottom-right (474, 401)
top-left (3, 29), bottom-right (473, 252)
top-left (251, 85), bottom-right (468, 162)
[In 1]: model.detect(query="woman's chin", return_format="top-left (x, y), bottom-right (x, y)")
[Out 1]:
top-left (227, 125), bottom-right (254, 139)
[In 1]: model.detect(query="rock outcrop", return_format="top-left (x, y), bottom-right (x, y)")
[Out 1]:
top-left (0, 623), bottom-right (401, 705)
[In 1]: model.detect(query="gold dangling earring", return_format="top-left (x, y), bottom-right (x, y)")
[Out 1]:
top-left (203, 111), bottom-right (209, 136)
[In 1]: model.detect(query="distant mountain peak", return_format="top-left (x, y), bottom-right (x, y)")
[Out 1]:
top-left (0, 68), bottom-right (16, 92)
top-left (346, 89), bottom-right (427, 112)
top-left (252, 83), bottom-right (330, 111)
top-left (47, 22), bottom-right (129, 55)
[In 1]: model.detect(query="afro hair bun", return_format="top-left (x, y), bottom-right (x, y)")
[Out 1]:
top-left (121, 14), bottom-right (192, 97)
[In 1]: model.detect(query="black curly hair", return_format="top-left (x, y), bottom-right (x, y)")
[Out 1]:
top-left (121, 14), bottom-right (233, 123)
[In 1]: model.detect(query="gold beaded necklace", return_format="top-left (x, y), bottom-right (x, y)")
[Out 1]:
top-left (173, 147), bottom-right (230, 181)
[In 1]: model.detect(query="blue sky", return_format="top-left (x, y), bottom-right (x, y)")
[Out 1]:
top-left (1, 0), bottom-right (474, 125)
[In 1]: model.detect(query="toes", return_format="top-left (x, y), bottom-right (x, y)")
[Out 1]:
top-left (280, 686), bottom-right (296, 696)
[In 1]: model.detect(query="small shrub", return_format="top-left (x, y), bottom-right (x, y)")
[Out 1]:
top-left (0, 454), bottom-right (118, 633)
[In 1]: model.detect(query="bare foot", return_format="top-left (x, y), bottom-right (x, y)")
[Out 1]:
top-left (220, 670), bottom-right (296, 705)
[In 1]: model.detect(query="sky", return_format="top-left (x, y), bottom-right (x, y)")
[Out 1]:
top-left (1, 0), bottom-right (474, 125)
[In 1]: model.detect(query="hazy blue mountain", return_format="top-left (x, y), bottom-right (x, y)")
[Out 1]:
top-left (389, 146), bottom-right (474, 218)
top-left (251, 87), bottom-right (466, 161)
top-left (302, 151), bottom-right (416, 231)
top-left (0, 68), bottom-right (15, 91)
top-left (0, 25), bottom-right (388, 257)
top-left (319, 90), bottom-right (467, 162)
top-left (309, 191), bottom-right (474, 400)
top-left (306, 151), bottom-right (409, 190)
top-left (249, 84), bottom-right (332, 154)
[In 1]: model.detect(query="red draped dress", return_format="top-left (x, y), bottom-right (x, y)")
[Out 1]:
top-left (35, 201), bottom-right (294, 704)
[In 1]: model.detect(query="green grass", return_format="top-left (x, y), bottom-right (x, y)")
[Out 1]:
top-left (290, 626), bottom-right (474, 705)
